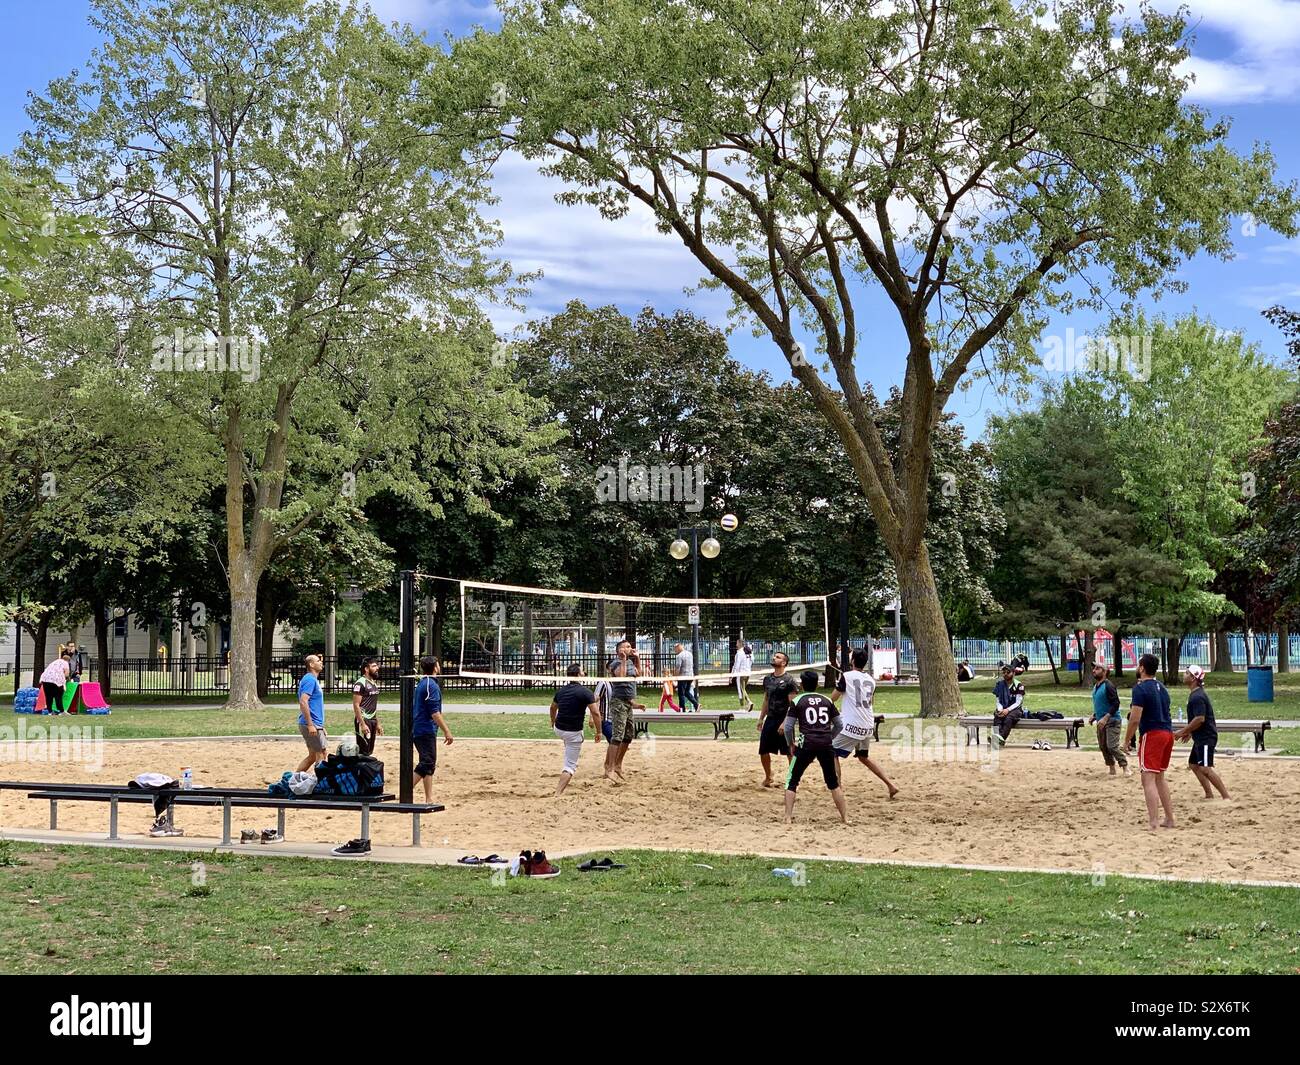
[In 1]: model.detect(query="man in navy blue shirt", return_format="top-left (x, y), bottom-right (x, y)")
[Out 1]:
top-left (413, 656), bottom-right (453, 801)
top-left (990, 665), bottom-right (1024, 747)
top-left (1124, 653), bottom-right (1175, 830)
top-left (1177, 664), bottom-right (1229, 800)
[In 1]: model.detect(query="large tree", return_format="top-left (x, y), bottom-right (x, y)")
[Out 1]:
top-left (433, 0), bottom-right (1298, 713)
top-left (23, 0), bottom-right (518, 707)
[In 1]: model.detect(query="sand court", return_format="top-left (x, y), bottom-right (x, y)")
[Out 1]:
top-left (2, 734), bottom-right (1298, 884)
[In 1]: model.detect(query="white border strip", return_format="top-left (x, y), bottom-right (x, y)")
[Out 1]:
top-left (458, 578), bottom-right (833, 607)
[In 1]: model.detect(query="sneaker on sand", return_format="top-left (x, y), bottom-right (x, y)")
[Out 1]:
top-left (333, 838), bottom-right (371, 856)
top-left (526, 851), bottom-right (560, 878)
top-left (260, 828), bottom-right (284, 844)
top-left (1042, 741), bottom-right (1053, 751)
top-left (1031, 739), bottom-right (1043, 751)
top-left (239, 829), bottom-right (259, 844)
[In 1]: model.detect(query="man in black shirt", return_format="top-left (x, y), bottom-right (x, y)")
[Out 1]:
top-left (1177, 664), bottom-right (1229, 800)
top-left (757, 651), bottom-right (797, 788)
top-left (352, 657), bottom-right (384, 756)
top-left (782, 670), bottom-right (848, 825)
top-left (550, 663), bottom-right (602, 796)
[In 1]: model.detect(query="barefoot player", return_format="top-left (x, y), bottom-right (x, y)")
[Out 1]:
top-left (831, 648), bottom-right (898, 799)
top-left (1125, 653), bottom-right (1175, 830)
top-left (1177, 664), bottom-right (1229, 800)
top-left (757, 651), bottom-right (796, 787)
top-left (782, 670), bottom-right (849, 825)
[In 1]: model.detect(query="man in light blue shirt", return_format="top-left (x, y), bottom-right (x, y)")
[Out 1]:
top-left (296, 653), bottom-right (327, 772)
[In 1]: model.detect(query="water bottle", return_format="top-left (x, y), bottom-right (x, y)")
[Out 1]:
top-left (772, 867), bottom-right (799, 879)
top-left (181, 767), bottom-right (193, 790)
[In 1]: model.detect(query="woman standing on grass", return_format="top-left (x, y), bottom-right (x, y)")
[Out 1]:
top-left (39, 645), bottom-right (73, 715)
top-left (659, 666), bottom-right (683, 712)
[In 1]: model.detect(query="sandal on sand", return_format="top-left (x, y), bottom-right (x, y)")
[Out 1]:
top-left (457, 855), bottom-right (484, 865)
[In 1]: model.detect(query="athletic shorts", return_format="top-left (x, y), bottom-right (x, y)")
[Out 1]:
top-left (1189, 740), bottom-right (1216, 768)
top-left (554, 727), bottom-right (584, 775)
top-left (833, 738), bottom-right (870, 759)
top-left (609, 697), bottom-right (636, 745)
top-left (758, 718), bottom-right (789, 756)
top-left (786, 745), bottom-right (839, 792)
top-left (299, 722), bottom-right (327, 753)
top-left (1138, 729), bottom-right (1173, 774)
top-left (414, 734), bottom-right (437, 777)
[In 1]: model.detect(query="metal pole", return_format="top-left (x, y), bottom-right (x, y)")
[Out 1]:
top-left (399, 568), bottom-right (415, 804)
top-left (894, 599), bottom-right (903, 685)
top-left (838, 582), bottom-right (850, 677)
top-left (690, 527), bottom-right (701, 691)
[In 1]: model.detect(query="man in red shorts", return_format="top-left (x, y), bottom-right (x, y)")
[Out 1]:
top-left (1124, 652), bottom-right (1175, 830)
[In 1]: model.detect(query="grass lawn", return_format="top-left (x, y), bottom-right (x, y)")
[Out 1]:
top-left (1, 841), bottom-right (1296, 974)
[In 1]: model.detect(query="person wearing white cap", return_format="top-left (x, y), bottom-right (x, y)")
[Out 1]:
top-left (1176, 664), bottom-right (1229, 800)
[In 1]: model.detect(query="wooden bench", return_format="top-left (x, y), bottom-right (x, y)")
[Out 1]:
top-left (959, 715), bottom-right (1086, 749)
top-left (1211, 720), bottom-right (1272, 753)
top-left (633, 711), bottom-right (735, 739)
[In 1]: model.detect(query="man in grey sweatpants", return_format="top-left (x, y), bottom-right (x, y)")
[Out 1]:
top-left (1090, 662), bottom-right (1128, 775)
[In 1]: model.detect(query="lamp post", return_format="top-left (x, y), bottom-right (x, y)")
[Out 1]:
top-left (669, 526), bottom-right (720, 693)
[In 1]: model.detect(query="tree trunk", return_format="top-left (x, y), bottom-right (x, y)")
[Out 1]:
top-left (431, 586), bottom-right (449, 665)
top-left (895, 545), bottom-right (961, 717)
top-left (227, 556), bottom-right (264, 709)
top-left (1279, 625), bottom-right (1291, 674)
top-left (28, 612), bottom-right (51, 688)
top-left (256, 586), bottom-right (277, 701)
top-left (1212, 628), bottom-right (1234, 672)
top-left (1043, 635), bottom-right (1060, 684)
top-left (1164, 635), bottom-right (1184, 685)
top-left (1112, 626), bottom-right (1124, 680)
top-left (92, 600), bottom-right (111, 699)
top-left (1080, 629), bottom-right (1092, 686)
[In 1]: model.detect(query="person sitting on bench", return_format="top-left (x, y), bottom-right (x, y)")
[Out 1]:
top-left (991, 664), bottom-right (1025, 748)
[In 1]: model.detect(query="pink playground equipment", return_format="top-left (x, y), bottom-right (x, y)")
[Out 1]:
top-left (1065, 628), bottom-right (1137, 670)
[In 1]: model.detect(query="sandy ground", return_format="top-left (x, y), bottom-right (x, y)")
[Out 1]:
top-left (2, 734), bottom-right (1298, 883)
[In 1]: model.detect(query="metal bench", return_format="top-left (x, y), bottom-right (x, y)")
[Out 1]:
top-left (1210, 720), bottom-right (1272, 753)
top-left (633, 711), bottom-right (735, 739)
top-left (959, 715), bottom-right (1086, 749)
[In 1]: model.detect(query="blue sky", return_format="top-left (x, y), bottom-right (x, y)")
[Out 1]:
top-left (3, 0), bottom-right (1299, 437)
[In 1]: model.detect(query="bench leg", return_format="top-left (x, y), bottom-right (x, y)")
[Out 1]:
top-left (1256, 731), bottom-right (1265, 753)
top-left (412, 812), bottom-right (421, 847)
top-left (108, 795), bottom-right (118, 841)
top-left (49, 799), bottom-right (58, 830)
top-left (360, 804), bottom-right (370, 842)
top-left (221, 798), bottom-right (231, 846)
top-left (277, 808), bottom-right (286, 840)
top-left (1066, 726), bottom-right (1079, 749)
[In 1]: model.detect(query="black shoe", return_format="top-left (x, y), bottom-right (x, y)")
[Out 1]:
top-left (333, 838), bottom-right (371, 856)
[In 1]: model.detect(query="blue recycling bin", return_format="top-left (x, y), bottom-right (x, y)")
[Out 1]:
top-left (1247, 665), bottom-right (1274, 703)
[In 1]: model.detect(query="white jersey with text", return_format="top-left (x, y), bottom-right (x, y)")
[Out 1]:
top-left (835, 668), bottom-right (877, 743)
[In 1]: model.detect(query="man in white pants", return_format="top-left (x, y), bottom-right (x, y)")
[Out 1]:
top-left (549, 663), bottom-right (603, 796)
top-left (831, 647), bottom-right (899, 799)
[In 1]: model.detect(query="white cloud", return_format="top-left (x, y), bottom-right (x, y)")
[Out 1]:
top-left (1151, 0), bottom-right (1300, 102)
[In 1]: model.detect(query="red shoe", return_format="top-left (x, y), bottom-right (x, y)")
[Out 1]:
top-left (526, 851), bottom-right (560, 878)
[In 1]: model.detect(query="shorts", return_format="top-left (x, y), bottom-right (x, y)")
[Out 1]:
top-left (758, 718), bottom-right (789, 756)
top-left (355, 716), bottom-right (378, 756)
top-left (609, 697), bottom-right (635, 745)
top-left (299, 721), bottom-right (327, 753)
top-left (786, 744), bottom-right (839, 792)
top-left (554, 727), bottom-right (584, 775)
top-left (414, 734), bottom-right (438, 777)
top-left (1189, 740), bottom-right (1216, 768)
top-left (833, 738), bottom-right (870, 759)
top-left (1138, 729), bottom-right (1173, 774)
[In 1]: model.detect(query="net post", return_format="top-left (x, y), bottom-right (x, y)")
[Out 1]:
top-left (595, 600), bottom-right (606, 677)
top-left (839, 583), bottom-right (850, 680)
top-left (399, 568), bottom-right (415, 804)
top-left (522, 602), bottom-right (534, 689)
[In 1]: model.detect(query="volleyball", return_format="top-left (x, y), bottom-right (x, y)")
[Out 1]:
top-left (720, 513), bottom-right (739, 532)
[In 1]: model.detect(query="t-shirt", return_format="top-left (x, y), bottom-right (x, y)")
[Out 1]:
top-left (1091, 679), bottom-right (1120, 722)
top-left (786, 691), bottom-right (840, 750)
top-left (834, 669), bottom-right (877, 742)
top-left (297, 672), bottom-right (324, 728)
top-left (353, 677), bottom-right (380, 720)
top-left (553, 681), bottom-right (597, 732)
top-left (1130, 678), bottom-right (1172, 735)
top-left (39, 659), bottom-right (70, 687)
top-left (414, 676), bottom-right (442, 737)
top-left (607, 657), bottom-right (638, 700)
top-left (761, 673), bottom-right (799, 730)
top-left (993, 678), bottom-right (1025, 713)
top-left (1187, 687), bottom-right (1217, 744)
top-left (675, 649), bottom-right (694, 678)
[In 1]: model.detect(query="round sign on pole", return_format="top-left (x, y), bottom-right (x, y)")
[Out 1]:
top-left (687, 605), bottom-right (701, 625)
